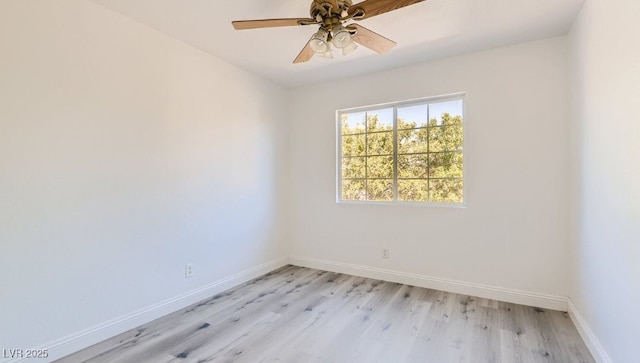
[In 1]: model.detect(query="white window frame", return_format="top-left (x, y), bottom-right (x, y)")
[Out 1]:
top-left (336, 93), bottom-right (466, 207)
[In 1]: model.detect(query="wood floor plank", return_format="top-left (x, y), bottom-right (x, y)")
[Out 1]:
top-left (55, 266), bottom-right (595, 363)
top-left (291, 280), bottom-right (404, 362)
top-left (344, 285), bottom-right (433, 362)
top-left (174, 270), bottom-right (338, 362)
top-left (131, 269), bottom-right (330, 362)
top-left (234, 276), bottom-right (388, 363)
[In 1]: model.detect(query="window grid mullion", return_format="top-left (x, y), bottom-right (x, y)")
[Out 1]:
top-left (393, 106), bottom-right (398, 202)
top-left (364, 111), bottom-right (369, 201)
top-left (426, 104), bottom-right (431, 202)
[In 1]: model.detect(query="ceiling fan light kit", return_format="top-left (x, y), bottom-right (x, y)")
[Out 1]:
top-left (310, 28), bottom-right (331, 53)
top-left (331, 24), bottom-right (353, 48)
top-left (232, 0), bottom-right (425, 63)
top-left (318, 47), bottom-right (335, 58)
top-left (342, 40), bottom-right (359, 56)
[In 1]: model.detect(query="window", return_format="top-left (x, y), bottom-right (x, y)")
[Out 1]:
top-left (338, 95), bottom-right (464, 205)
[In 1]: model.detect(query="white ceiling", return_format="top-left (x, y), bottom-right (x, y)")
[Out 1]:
top-left (88, 0), bottom-right (584, 88)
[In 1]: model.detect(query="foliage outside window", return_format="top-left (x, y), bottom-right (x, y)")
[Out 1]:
top-left (338, 96), bottom-right (464, 204)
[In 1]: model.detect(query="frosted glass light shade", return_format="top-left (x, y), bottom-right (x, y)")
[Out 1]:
top-left (318, 47), bottom-right (334, 58)
top-left (332, 25), bottom-right (351, 49)
top-left (342, 41), bottom-right (357, 56)
top-left (310, 29), bottom-right (330, 53)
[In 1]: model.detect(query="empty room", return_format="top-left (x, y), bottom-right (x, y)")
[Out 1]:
top-left (1, 0), bottom-right (638, 362)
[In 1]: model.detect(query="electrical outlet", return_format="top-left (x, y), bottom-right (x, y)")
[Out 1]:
top-left (382, 248), bottom-right (390, 259)
top-left (185, 264), bottom-right (193, 278)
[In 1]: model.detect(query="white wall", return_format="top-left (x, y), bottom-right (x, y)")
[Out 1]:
top-left (569, 0), bottom-right (640, 362)
top-left (0, 0), bottom-right (287, 357)
top-left (287, 37), bottom-right (571, 299)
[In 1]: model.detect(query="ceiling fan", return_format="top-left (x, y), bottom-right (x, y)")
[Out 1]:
top-left (232, 0), bottom-right (425, 63)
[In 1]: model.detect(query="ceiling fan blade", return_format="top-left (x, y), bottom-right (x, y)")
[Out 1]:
top-left (232, 18), bottom-right (317, 30)
top-left (293, 37), bottom-right (315, 64)
top-left (348, 24), bottom-right (396, 54)
top-left (348, 0), bottom-right (426, 20)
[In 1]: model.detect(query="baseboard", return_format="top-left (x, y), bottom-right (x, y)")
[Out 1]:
top-left (288, 256), bottom-right (568, 311)
top-left (567, 299), bottom-right (613, 363)
top-left (5, 257), bottom-right (288, 363)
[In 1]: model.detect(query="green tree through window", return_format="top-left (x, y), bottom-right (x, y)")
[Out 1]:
top-left (339, 97), bottom-right (464, 204)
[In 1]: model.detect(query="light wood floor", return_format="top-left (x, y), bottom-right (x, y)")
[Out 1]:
top-left (56, 265), bottom-right (594, 363)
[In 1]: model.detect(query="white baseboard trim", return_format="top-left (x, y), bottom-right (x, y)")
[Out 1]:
top-left (6, 257), bottom-right (288, 363)
top-left (567, 299), bottom-right (613, 363)
top-left (288, 256), bottom-right (568, 312)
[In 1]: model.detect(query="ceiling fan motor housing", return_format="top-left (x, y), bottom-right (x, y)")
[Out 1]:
top-left (310, 0), bottom-right (353, 25)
